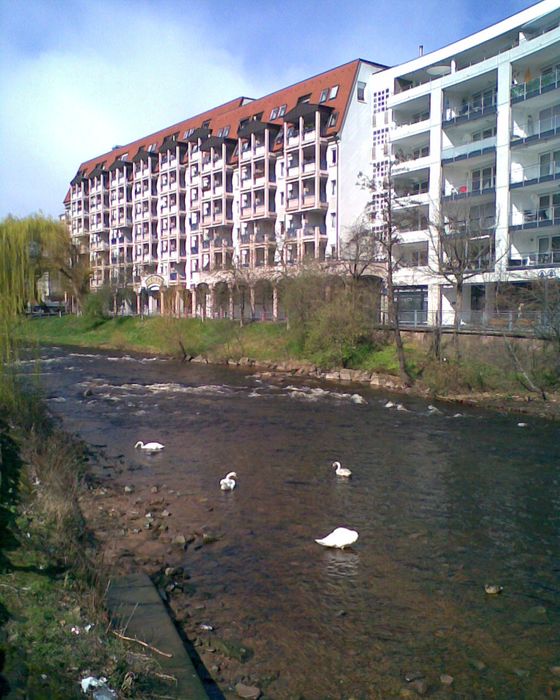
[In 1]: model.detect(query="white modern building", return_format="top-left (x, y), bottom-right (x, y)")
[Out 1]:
top-left (66, 0), bottom-right (560, 324)
top-left (368, 0), bottom-right (560, 326)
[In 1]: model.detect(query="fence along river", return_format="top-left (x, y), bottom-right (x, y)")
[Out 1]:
top-left (35, 346), bottom-right (560, 699)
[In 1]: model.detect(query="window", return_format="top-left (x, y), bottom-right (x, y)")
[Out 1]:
top-left (270, 107), bottom-right (279, 120)
top-left (539, 149), bottom-right (560, 177)
top-left (331, 148), bottom-right (337, 165)
top-left (253, 112), bottom-right (263, 121)
top-left (319, 88), bottom-right (329, 103)
top-left (223, 126), bottom-right (230, 137)
top-left (297, 93), bottom-right (311, 104)
top-left (327, 111), bottom-right (338, 128)
top-left (202, 119), bottom-right (210, 127)
top-left (357, 82), bottom-right (366, 101)
top-left (278, 104), bottom-right (287, 117)
top-left (372, 88), bottom-right (389, 114)
top-left (183, 128), bottom-right (194, 138)
top-left (331, 180), bottom-right (336, 195)
top-left (329, 85), bottom-right (339, 99)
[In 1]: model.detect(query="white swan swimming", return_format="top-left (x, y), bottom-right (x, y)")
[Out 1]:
top-left (134, 440), bottom-right (165, 451)
top-left (315, 527), bottom-right (358, 549)
top-left (332, 461), bottom-right (352, 478)
top-left (220, 471), bottom-right (238, 491)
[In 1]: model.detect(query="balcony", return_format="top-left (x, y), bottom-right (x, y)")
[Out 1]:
top-left (442, 96), bottom-right (497, 127)
top-left (441, 136), bottom-right (496, 163)
top-left (511, 114), bottom-right (560, 146)
top-left (511, 69), bottom-right (560, 103)
top-left (443, 179), bottom-right (495, 201)
top-left (510, 161), bottom-right (560, 189)
top-left (510, 205), bottom-right (560, 230)
top-left (508, 249), bottom-right (560, 268)
top-left (391, 117), bottom-right (430, 142)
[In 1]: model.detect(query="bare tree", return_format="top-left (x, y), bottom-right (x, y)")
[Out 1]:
top-left (428, 201), bottom-right (496, 354)
top-left (358, 167), bottom-right (414, 387)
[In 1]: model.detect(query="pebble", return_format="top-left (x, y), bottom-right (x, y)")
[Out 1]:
top-left (123, 485), bottom-right (134, 494)
top-left (161, 509), bottom-right (171, 517)
top-left (151, 486), bottom-right (159, 493)
top-left (172, 534), bottom-right (187, 547)
top-left (409, 679), bottom-right (429, 696)
top-left (235, 682), bottom-right (261, 699)
top-left (440, 674), bottom-right (453, 685)
top-left (550, 666), bottom-right (560, 676)
top-left (470, 659), bottom-right (486, 671)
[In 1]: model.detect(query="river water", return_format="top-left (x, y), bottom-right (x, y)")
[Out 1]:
top-left (31, 347), bottom-right (560, 698)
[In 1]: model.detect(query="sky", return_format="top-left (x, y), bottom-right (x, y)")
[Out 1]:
top-left (0, 0), bottom-right (531, 218)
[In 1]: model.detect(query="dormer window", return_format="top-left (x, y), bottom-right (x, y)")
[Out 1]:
top-left (328, 112), bottom-right (338, 128)
top-left (252, 112), bottom-right (263, 121)
top-left (183, 128), bottom-right (195, 138)
top-left (202, 119), bottom-right (210, 127)
top-left (329, 85), bottom-right (339, 99)
top-left (223, 126), bottom-right (230, 137)
top-left (278, 104), bottom-right (287, 117)
top-left (270, 107), bottom-right (279, 120)
top-left (319, 88), bottom-right (329, 103)
top-left (297, 93), bottom-right (311, 104)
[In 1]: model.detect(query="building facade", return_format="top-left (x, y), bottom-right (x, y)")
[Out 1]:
top-left (67, 60), bottom-right (385, 318)
top-left (66, 0), bottom-right (560, 324)
top-left (371, 0), bottom-right (560, 327)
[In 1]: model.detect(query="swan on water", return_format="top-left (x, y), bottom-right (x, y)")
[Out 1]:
top-left (134, 440), bottom-right (165, 451)
top-left (332, 461), bottom-right (352, 478)
top-left (220, 471), bottom-right (238, 491)
top-left (315, 527), bottom-right (358, 549)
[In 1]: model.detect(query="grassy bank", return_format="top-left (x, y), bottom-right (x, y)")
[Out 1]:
top-left (20, 315), bottom-right (410, 376)
top-left (0, 385), bottom-right (178, 698)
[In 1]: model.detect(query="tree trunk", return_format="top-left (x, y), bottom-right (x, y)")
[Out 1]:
top-left (386, 275), bottom-right (413, 387)
top-left (453, 282), bottom-right (464, 359)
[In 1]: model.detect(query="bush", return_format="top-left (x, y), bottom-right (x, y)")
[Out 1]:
top-left (82, 287), bottom-right (113, 320)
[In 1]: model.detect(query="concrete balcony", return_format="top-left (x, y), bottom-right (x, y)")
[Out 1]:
top-left (391, 118), bottom-right (430, 142)
top-left (511, 69), bottom-right (560, 103)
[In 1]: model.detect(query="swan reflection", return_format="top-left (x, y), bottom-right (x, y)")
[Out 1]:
top-left (323, 549), bottom-right (360, 579)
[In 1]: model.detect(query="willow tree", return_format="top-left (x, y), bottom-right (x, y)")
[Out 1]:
top-left (0, 216), bottom-right (42, 403)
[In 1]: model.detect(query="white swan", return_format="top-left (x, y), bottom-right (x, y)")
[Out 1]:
top-left (134, 440), bottom-right (164, 451)
top-left (220, 471), bottom-right (237, 491)
top-left (315, 527), bottom-right (358, 549)
top-left (332, 461), bottom-right (352, 478)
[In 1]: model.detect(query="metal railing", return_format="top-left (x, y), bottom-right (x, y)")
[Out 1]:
top-left (510, 160), bottom-right (560, 184)
top-left (511, 68), bottom-right (560, 101)
top-left (511, 114), bottom-right (560, 143)
top-left (394, 309), bottom-right (555, 333)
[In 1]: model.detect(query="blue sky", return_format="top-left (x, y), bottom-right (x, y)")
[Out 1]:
top-left (0, 0), bottom-right (531, 218)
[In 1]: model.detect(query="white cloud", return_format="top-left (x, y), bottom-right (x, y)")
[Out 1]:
top-left (0, 1), bottom-right (263, 216)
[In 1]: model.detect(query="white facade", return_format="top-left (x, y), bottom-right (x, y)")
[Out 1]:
top-left (367, 0), bottom-right (560, 325)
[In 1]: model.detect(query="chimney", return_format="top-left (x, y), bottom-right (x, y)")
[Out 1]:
top-left (419, 45), bottom-right (424, 57)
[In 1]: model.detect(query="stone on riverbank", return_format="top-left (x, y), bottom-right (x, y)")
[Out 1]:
top-left (235, 682), bottom-right (261, 699)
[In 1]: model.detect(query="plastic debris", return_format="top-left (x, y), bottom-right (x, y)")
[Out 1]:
top-left (80, 677), bottom-right (117, 698)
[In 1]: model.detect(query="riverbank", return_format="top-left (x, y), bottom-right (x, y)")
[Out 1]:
top-left (19, 315), bottom-right (560, 420)
top-left (0, 387), bottom-right (195, 698)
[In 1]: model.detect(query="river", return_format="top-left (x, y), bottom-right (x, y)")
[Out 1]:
top-left (31, 346), bottom-right (560, 699)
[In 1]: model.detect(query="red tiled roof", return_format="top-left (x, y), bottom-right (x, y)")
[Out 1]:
top-left (77, 96), bottom-right (248, 176)
top-left (75, 59), bottom-right (386, 177)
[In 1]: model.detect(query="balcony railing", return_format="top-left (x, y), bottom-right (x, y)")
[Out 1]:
top-left (444, 179), bottom-right (495, 198)
top-left (508, 250), bottom-right (560, 268)
top-left (511, 69), bottom-right (560, 102)
top-left (510, 161), bottom-right (560, 186)
top-left (512, 114), bottom-right (560, 144)
top-left (511, 206), bottom-right (560, 228)
top-left (442, 95), bottom-right (497, 125)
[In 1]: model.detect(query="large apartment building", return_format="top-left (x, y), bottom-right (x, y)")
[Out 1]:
top-left (66, 0), bottom-right (560, 324)
top-left (67, 60), bottom-right (385, 318)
